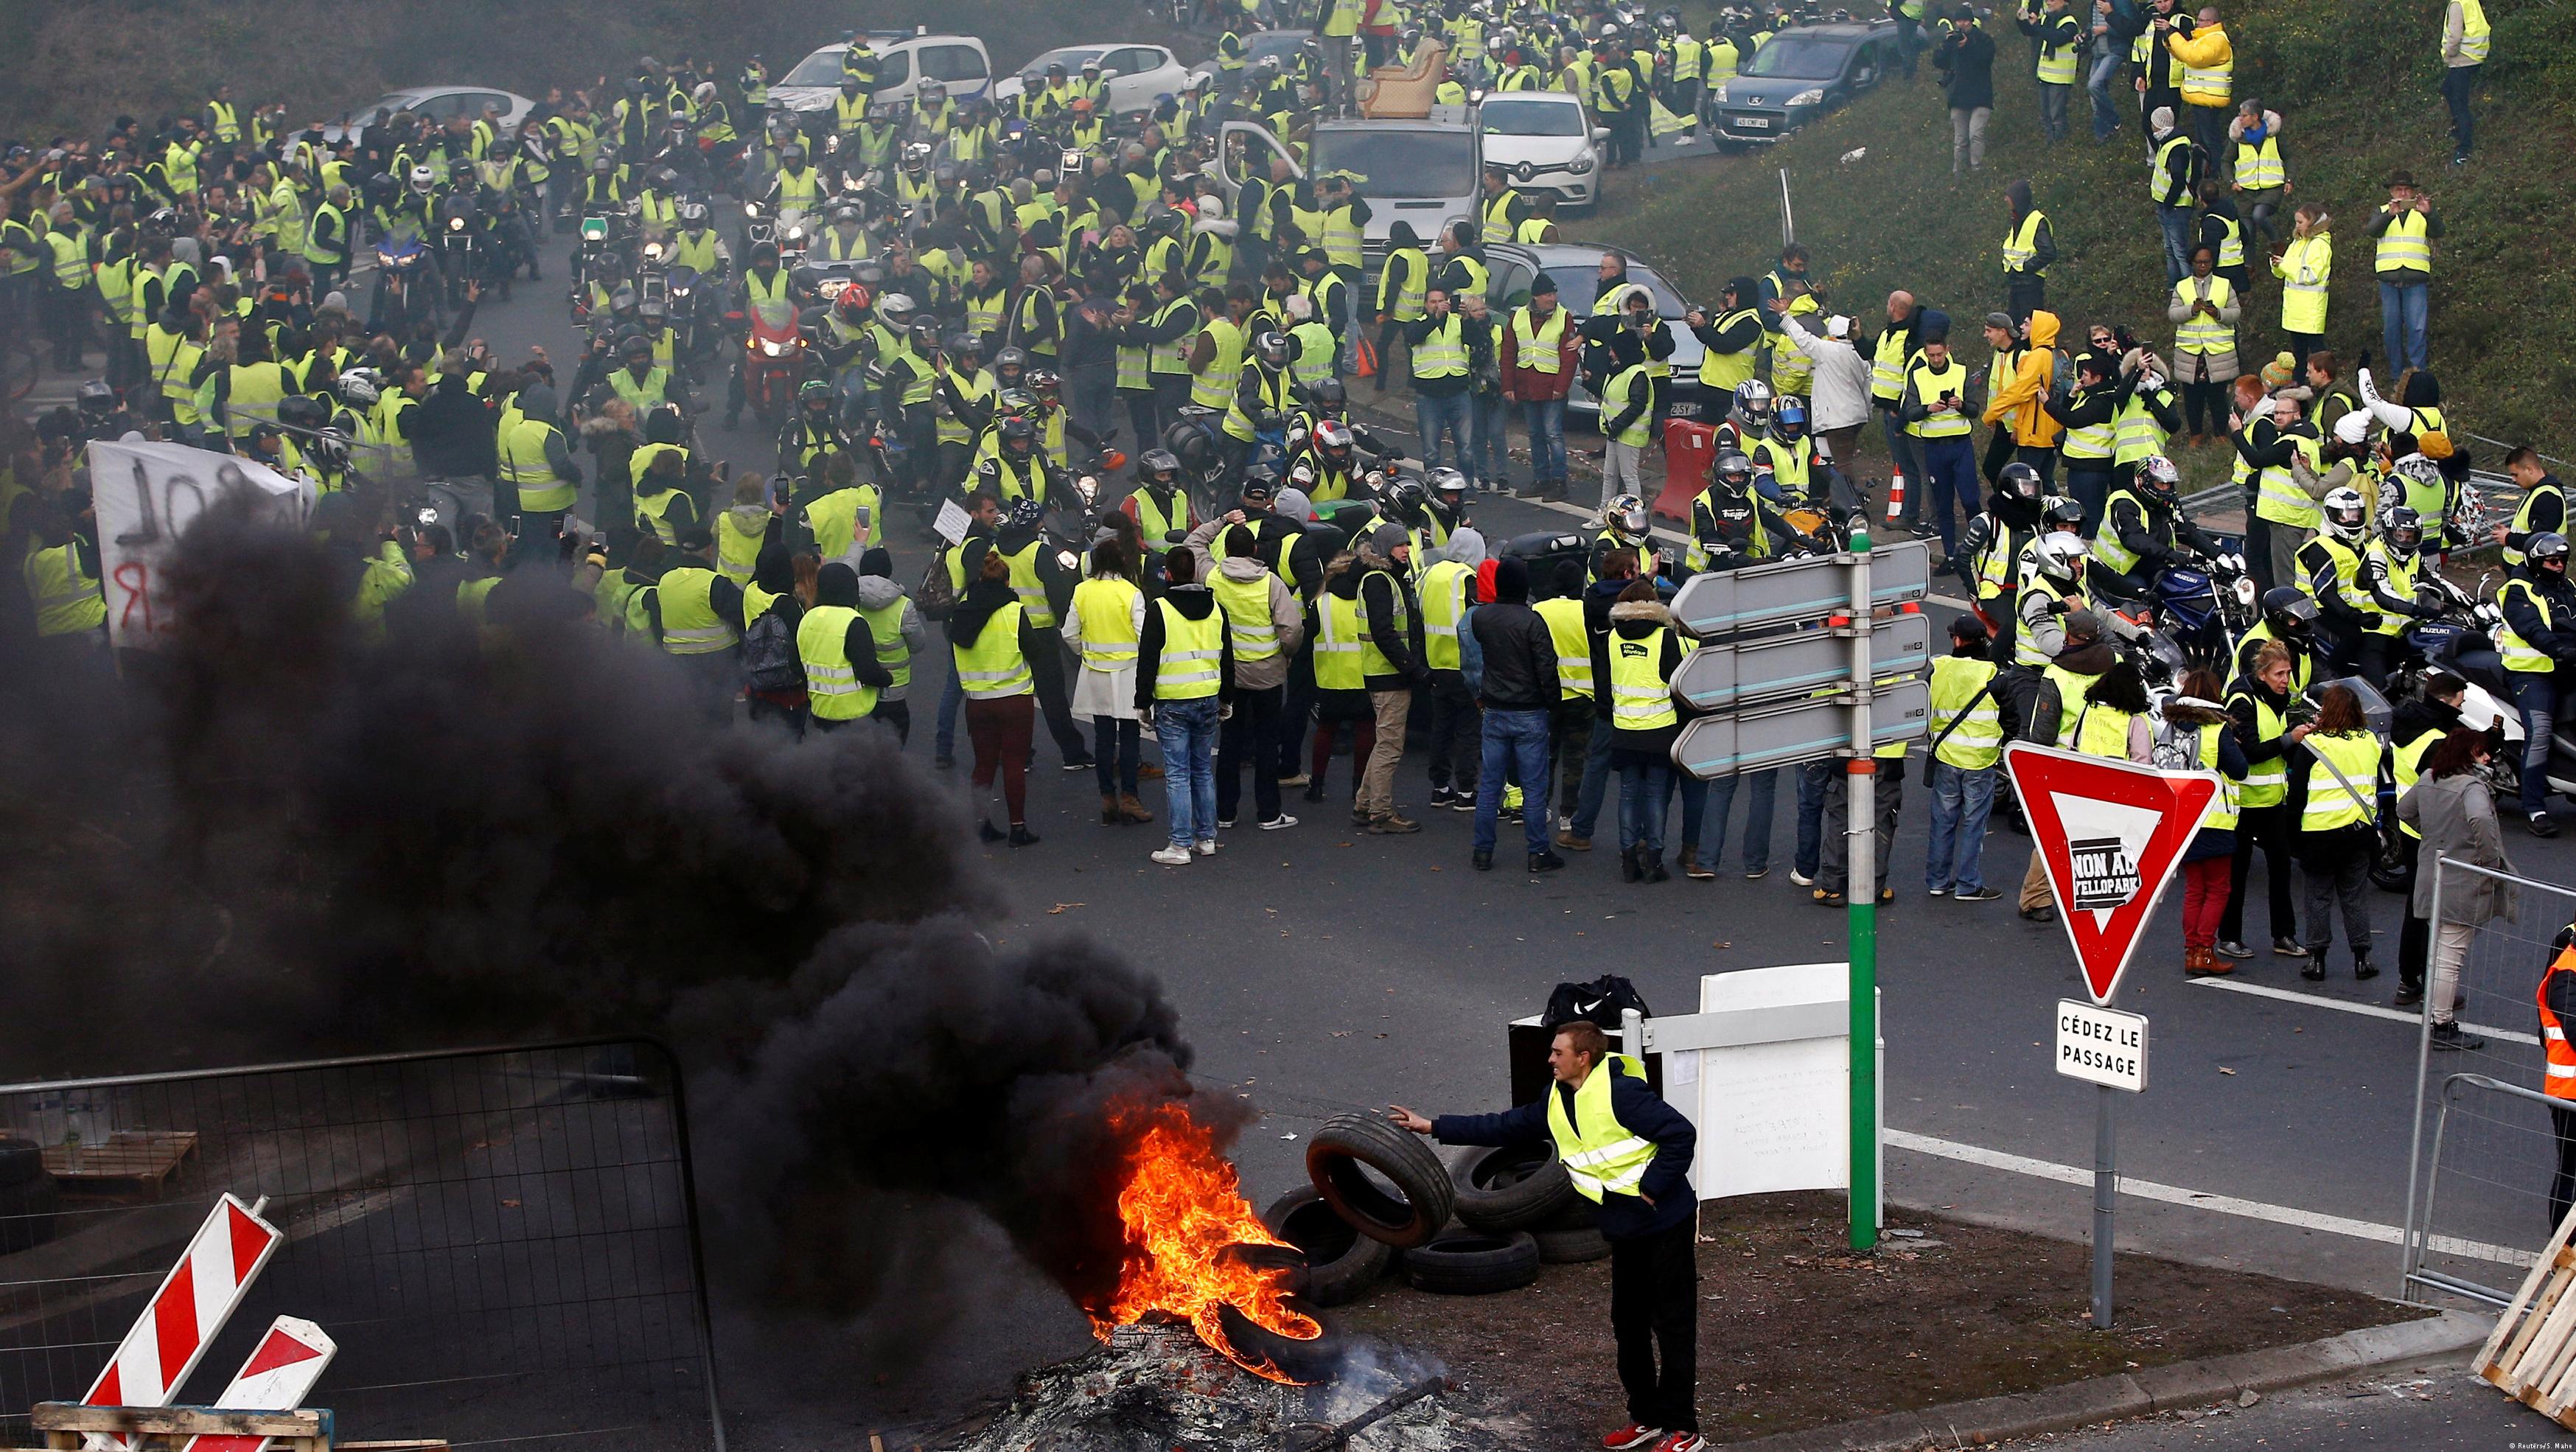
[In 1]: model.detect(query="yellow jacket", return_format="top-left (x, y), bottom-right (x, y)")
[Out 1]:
top-left (1983, 310), bottom-right (2065, 448)
top-left (2165, 24), bottom-right (2233, 107)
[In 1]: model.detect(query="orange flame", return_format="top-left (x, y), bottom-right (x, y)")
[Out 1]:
top-left (1092, 1102), bottom-right (1323, 1383)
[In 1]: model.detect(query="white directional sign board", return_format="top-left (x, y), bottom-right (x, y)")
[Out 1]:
top-left (2056, 1000), bottom-right (2149, 1092)
top-left (1668, 540), bottom-right (1932, 637)
top-left (1669, 612), bottom-right (1932, 713)
top-left (1670, 677), bottom-right (1930, 779)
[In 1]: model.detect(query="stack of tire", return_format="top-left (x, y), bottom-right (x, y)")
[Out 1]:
top-left (1277, 1113), bottom-right (1609, 1302)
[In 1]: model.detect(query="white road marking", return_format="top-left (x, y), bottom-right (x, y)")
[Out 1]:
top-left (2188, 976), bottom-right (2541, 1047)
top-left (1885, 1128), bottom-right (2537, 1268)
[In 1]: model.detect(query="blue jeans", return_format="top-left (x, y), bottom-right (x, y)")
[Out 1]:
top-left (2379, 281), bottom-right (2429, 376)
top-left (2157, 204), bottom-right (2194, 284)
top-left (1704, 768), bottom-right (1776, 872)
top-left (1475, 708), bottom-right (1554, 857)
top-left (1522, 397), bottom-right (1568, 486)
top-left (2085, 47), bottom-right (2123, 140)
top-left (1618, 762), bottom-right (1673, 853)
top-left (937, 664), bottom-right (966, 759)
top-left (1415, 389), bottom-right (1471, 475)
top-left (2065, 464), bottom-right (2114, 537)
top-left (1925, 761), bottom-right (2000, 891)
top-left (1468, 391), bottom-right (1510, 489)
top-left (1918, 436), bottom-right (1978, 559)
top-left (2513, 673), bottom-right (2566, 818)
top-left (1676, 773), bottom-right (1707, 849)
top-left (1571, 717), bottom-right (1617, 839)
top-left (1153, 698), bottom-right (1221, 848)
top-left (1795, 759), bottom-right (1832, 877)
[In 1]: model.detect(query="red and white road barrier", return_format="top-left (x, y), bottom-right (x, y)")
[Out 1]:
top-left (181, 1316), bottom-right (336, 1452)
top-left (83, 1194), bottom-right (285, 1413)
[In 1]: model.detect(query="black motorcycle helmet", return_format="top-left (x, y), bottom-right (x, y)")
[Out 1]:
top-left (1250, 329), bottom-right (1289, 367)
top-left (1138, 447), bottom-right (1181, 490)
top-left (750, 241), bottom-right (780, 269)
top-left (999, 414), bottom-right (1037, 460)
top-left (1711, 450), bottom-right (1755, 493)
top-left (2039, 497), bottom-right (2084, 534)
top-left (1309, 377), bottom-right (1347, 411)
top-left (1999, 461), bottom-right (2044, 504)
top-left (799, 378), bottom-right (834, 416)
top-left (2136, 454), bottom-right (2181, 505)
top-left (2381, 505), bottom-right (2425, 559)
top-left (993, 346), bottom-right (1027, 385)
top-left (2260, 585), bottom-right (2320, 638)
top-left (2531, 532), bottom-right (2572, 576)
top-left (277, 394), bottom-right (329, 433)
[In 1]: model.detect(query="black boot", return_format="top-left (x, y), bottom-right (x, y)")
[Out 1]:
top-left (2300, 952), bottom-right (2328, 982)
top-left (1643, 849), bottom-right (1670, 884)
top-left (977, 819), bottom-right (1006, 843)
top-left (1621, 845), bottom-right (1644, 883)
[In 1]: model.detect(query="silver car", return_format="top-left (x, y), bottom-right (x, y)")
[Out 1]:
top-left (1481, 243), bottom-right (1708, 420)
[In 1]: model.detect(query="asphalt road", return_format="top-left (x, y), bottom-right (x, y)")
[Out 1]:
top-left (2000, 1361), bottom-right (2576, 1452)
top-left (52, 217), bottom-right (2576, 1448)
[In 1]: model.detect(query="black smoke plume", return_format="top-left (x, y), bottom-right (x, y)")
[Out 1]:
top-left (0, 495), bottom-right (1230, 1370)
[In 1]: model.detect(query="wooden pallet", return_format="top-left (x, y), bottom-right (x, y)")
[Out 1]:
top-left (2473, 1203), bottom-right (2576, 1427)
top-left (39, 1131), bottom-right (197, 1199)
top-left (21, 1403), bottom-right (445, 1451)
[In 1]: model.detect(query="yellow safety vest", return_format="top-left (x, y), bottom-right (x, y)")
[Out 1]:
top-left (1546, 1055), bottom-right (1658, 1203)
top-left (499, 417), bottom-right (574, 513)
top-left (955, 600), bottom-right (1034, 698)
top-left (1417, 559), bottom-right (1472, 671)
top-left (859, 596), bottom-right (910, 690)
top-left (1928, 655), bottom-right (2002, 770)
top-left (2228, 689), bottom-right (2290, 806)
top-left (1512, 305), bottom-right (1567, 374)
top-left (2375, 209), bottom-right (2433, 276)
top-left (1210, 570), bottom-right (1280, 664)
top-left (2173, 275), bottom-right (2235, 354)
top-left (2393, 729), bottom-right (2439, 840)
top-left (2252, 427), bottom-right (2323, 528)
top-left (1535, 596), bottom-right (1593, 699)
top-left (2234, 133), bottom-right (2286, 189)
top-left (1191, 316), bottom-right (1246, 409)
top-left (1153, 598), bottom-right (1224, 699)
top-left (2277, 233), bottom-right (2332, 333)
top-left (23, 542), bottom-right (106, 636)
top-left (1607, 625), bottom-right (1678, 730)
top-left (2301, 731), bottom-right (2379, 832)
top-left (800, 604), bottom-right (882, 719)
top-left (1411, 313), bottom-right (1467, 380)
top-left (2001, 211), bottom-right (2048, 276)
top-left (2071, 701), bottom-right (2139, 758)
top-left (1603, 364), bottom-right (1653, 447)
top-left (1906, 361), bottom-right (1972, 438)
top-left (2499, 577), bottom-right (2557, 675)
top-left (655, 565), bottom-right (738, 655)
top-left (1072, 576), bottom-right (1142, 671)
top-left (2455, 0), bottom-right (2491, 60)
top-left (1696, 307), bottom-right (1759, 390)
top-left (2042, 660), bottom-right (2104, 736)
top-left (2092, 488), bottom-right (2152, 576)
top-left (1870, 326), bottom-right (1914, 403)
top-left (1316, 592), bottom-right (1369, 690)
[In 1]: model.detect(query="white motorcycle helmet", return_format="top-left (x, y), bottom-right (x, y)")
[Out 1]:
top-left (408, 164), bottom-right (434, 195)
top-left (2033, 530), bottom-right (2088, 587)
top-left (1605, 492), bottom-right (1650, 542)
top-left (2320, 486), bottom-right (2370, 545)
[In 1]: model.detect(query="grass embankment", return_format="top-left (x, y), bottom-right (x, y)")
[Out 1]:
top-left (1, 0), bottom-right (1177, 139)
top-left (1593, 0), bottom-right (2575, 455)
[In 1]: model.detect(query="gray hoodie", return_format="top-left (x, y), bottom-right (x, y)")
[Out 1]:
top-left (1215, 548), bottom-right (1306, 692)
top-left (853, 573), bottom-right (929, 699)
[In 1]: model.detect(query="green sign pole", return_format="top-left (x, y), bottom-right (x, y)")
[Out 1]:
top-left (1845, 528), bottom-right (1879, 1253)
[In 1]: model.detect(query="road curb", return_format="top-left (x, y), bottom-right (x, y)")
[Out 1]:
top-left (1712, 1307), bottom-right (2487, 1450)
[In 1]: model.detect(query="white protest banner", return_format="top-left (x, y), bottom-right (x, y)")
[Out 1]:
top-left (90, 441), bottom-right (313, 649)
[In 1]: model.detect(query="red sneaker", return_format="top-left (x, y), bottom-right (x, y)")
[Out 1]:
top-left (1601, 1425), bottom-right (1664, 1451)
top-left (1650, 1434), bottom-right (1706, 1452)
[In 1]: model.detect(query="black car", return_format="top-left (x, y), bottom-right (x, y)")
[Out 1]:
top-left (1706, 21), bottom-right (1898, 147)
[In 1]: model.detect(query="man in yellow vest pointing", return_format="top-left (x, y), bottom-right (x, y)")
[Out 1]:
top-left (1391, 1019), bottom-right (1703, 1452)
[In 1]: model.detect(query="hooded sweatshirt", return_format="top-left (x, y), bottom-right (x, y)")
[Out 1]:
top-left (1214, 547), bottom-right (1306, 692)
top-left (1983, 310), bottom-right (2064, 447)
top-left (853, 571), bottom-right (929, 699)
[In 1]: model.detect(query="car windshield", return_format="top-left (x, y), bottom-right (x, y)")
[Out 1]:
top-left (782, 50), bottom-right (849, 85)
top-left (1479, 99), bottom-right (1585, 138)
top-left (1743, 37), bottom-right (1851, 80)
top-left (352, 93), bottom-right (424, 120)
top-left (1310, 128), bottom-right (1476, 198)
top-left (1249, 32), bottom-right (1307, 60)
top-left (1543, 263), bottom-right (1686, 318)
top-left (1020, 46), bottom-right (1107, 80)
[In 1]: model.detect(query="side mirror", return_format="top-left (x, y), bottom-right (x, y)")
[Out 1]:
top-left (1592, 126), bottom-right (1611, 144)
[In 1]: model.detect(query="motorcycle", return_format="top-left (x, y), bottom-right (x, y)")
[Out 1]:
top-left (732, 308), bottom-right (811, 430)
top-left (2094, 545), bottom-right (2257, 674)
top-left (369, 236), bottom-right (434, 336)
top-left (433, 192), bottom-right (486, 312)
top-left (664, 266), bottom-right (725, 380)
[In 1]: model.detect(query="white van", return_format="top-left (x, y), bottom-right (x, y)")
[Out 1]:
top-left (1212, 118), bottom-right (1484, 280)
top-left (766, 32), bottom-right (994, 120)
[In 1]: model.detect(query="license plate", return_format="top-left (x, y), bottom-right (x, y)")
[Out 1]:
top-left (1667, 401), bottom-right (1701, 419)
top-left (1734, 116), bottom-right (1773, 130)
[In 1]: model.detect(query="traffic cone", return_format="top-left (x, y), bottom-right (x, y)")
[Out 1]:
top-left (1884, 471), bottom-right (1907, 528)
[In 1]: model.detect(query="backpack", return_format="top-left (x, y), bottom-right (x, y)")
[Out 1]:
top-left (1542, 974), bottom-right (1653, 1032)
top-left (739, 604), bottom-right (804, 694)
top-left (2151, 716), bottom-right (2204, 775)
top-left (917, 545), bottom-right (959, 621)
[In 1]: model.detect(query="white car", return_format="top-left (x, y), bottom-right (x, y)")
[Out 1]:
top-left (768, 33), bottom-right (994, 119)
top-left (1476, 92), bottom-right (1605, 210)
top-left (321, 87), bottom-right (535, 144)
top-left (991, 44), bottom-right (1192, 116)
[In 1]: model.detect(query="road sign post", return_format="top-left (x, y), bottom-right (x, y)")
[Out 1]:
top-left (1843, 530), bottom-right (1877, 1252)
top-left (1670, 538), bottom-right (1933, 1252)
top-left (2007, 743), bottom-right (2219, 1328)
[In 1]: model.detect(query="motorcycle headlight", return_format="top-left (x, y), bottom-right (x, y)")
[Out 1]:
top-left (743, 201), bottom-right (762, 219)
top-left (761, 338), bottom-right (787, 357)
top-left (580, 217), bottom-right (607, 241)
top-left (1787, 88), bottom-right (1825, 108)
top-left (447, 217), bottom-right (464, 231)
top-left (671, 285), bottom-right (690, 299)
top-left (643, 242), bottom-right (665, 261)
top-left (783, 226), bottom-right (806, 241)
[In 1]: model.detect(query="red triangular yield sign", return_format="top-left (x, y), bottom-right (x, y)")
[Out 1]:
top-left (2004, 742), bottom-right (2221, 1005)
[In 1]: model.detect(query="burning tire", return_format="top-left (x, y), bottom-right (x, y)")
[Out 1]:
top-left (1260, 1186), bottom-right (1393, 1307)
top-left (1215, 1296), bottom-right (1344, 1383)
top-left (1450, 1142), bottom-right (1577, 1233)
top-left (1217, 1240), bottom-right (1313, 1301)
top-left (1402, 1230), bottom-right (1542, 1294)
top-left (1305, 1113), bottom-right (1455, 1249)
